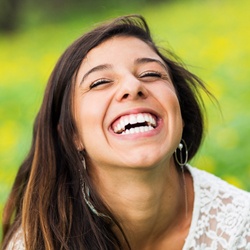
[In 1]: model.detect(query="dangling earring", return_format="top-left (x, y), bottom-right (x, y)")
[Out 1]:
top-left (174, 139), bottom-right (188, 167)
top-left (79, 155), bottom-right (111, 220)
top-left (174, 139), bottom-right (189, 217)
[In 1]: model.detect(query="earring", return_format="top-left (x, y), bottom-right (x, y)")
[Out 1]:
top-left (81, 155), bottom-right (87, 170)
top-left (80, 156), bottom-right (111, 220)
top-left (174, 139), bottom-right (188, 167)
top-left (174, 139), bottom-right (189, 217)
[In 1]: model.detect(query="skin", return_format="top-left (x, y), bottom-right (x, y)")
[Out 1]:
top-left (74, 36), bottom-right (194, 249)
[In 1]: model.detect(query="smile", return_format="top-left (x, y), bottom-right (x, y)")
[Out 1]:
top-left (112, 113), bottom-right (157, 135)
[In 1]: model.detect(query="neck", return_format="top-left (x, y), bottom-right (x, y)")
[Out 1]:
top-left (90, 158), bottom-right (193, 249)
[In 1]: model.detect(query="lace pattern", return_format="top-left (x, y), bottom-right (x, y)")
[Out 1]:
top-left (184, 165), bottom-right (250, 250)
top-left (5, 166), bottom-right (250, 249)
top-left (6, 228), bottom-right (25, 250)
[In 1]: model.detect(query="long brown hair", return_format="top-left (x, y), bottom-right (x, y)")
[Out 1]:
top-left (2, 15), bottom-right (211, 249)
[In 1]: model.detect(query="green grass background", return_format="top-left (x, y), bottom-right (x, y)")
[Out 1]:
top-left (1, 0), bottom-right (250, 238)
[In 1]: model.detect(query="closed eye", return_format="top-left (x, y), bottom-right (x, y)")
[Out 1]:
top-left (140, 71), bottom-right (163, 78)
top-left (139, 70), bottom-right (170, 82)
top-left (90, 78), bottom-right (112, 89)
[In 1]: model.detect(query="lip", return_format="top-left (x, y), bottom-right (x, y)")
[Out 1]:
top-left (109, 107), bottom-right (162, 137)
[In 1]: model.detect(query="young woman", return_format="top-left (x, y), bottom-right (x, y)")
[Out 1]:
top-left (2, 15), bottom-right (250, 250)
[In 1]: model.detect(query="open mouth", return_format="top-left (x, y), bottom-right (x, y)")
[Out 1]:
top-left (111, 113), bottom-right (158, 135)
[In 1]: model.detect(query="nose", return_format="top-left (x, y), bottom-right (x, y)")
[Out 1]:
top-left (115, 76), bottom-right (149, 102)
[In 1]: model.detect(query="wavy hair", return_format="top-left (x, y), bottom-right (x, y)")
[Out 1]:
top-left (2, 15), bottom-right (212, 249)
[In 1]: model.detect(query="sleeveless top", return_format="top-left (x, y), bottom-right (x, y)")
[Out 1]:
top-left (6, 166), bottom-right (250, 249)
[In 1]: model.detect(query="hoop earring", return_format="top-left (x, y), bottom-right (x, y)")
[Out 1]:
top-left (79, 156), bottom-right (111, 220)
top-left (174, 139), bottom-right (188, 167)
top-left (174, 139), bottom-right (189, 217)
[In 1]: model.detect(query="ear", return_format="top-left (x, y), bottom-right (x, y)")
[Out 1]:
top-left (74, 135), bottom-right (84, 151)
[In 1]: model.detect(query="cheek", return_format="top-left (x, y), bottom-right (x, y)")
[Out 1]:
top-left (74, 94), bottom-right (108, 143)
top-left (172, 97), bottom-right (183, 129)
top-left (160, 87), bottom-right (183, 130)
top-left (155, 85), bottom-right (181, 113)
top-left (171, 95), bottom-right (184, 128)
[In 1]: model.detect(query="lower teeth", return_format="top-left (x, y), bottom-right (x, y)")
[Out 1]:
top-left (121, 126), bottom-right (154, 135)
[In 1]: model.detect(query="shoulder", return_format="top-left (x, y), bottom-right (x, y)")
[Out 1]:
top-left (5, 228), bottom-right (25, 250)
top-left (186, 165), bottom-right (250, 250)
top-left (189, 165), bottom-right (250, 205)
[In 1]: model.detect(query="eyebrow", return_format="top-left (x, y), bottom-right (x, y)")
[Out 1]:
top-left (80, 64), bottom-right (112, 85)
top-left (135, 57), bottom-right (168, 71)
top-left (80, 57), bottom-right (168, 85)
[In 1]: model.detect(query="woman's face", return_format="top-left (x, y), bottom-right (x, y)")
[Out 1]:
top-left (74, 36), bottom-right (183, 170)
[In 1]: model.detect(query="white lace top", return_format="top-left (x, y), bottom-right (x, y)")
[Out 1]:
top-left (6, 166), bottom-right (250, 249)
top-left (184, 165), bottom-right (250, 250)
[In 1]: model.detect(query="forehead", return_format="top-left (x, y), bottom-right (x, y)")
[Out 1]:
top-left (81, 36), bottom-right (163, 68)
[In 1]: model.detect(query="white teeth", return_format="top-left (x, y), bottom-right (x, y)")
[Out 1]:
top-left (140, 126), bottom-right (145, 133)
top-left (144, 114), bottom-right (150, 123)
top-left (121, 125), bottom-right (154, 135)
top-left (117, 123), bottom-right (121, 132)
top-left (135, 127), bottom-right (140, 133)
top-left (137, 113), bottom-right (144, 123)
top-left (120, 119), bottom-right (125, 128)
top-left (129, 115), bottom-right (137, 124)
top-left (113, 113), bottom-right (157, 134)
top-left (150, 115), bottom-right (156, 126)
top-left (124, 117), bottom-right (129, 126)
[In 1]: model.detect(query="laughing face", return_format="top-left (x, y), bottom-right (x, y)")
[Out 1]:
top-left (74, 36), bottom-right (183, 170)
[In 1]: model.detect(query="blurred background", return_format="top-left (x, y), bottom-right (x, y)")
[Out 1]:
top-left (0, 0), bottom-right (250, 238)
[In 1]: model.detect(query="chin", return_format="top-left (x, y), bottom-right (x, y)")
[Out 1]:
top-left (123, 154), bottom-right (167, 170)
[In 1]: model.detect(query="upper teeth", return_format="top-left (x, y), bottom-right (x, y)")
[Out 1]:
top-left (113, 113), bottom-right (157, 134)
